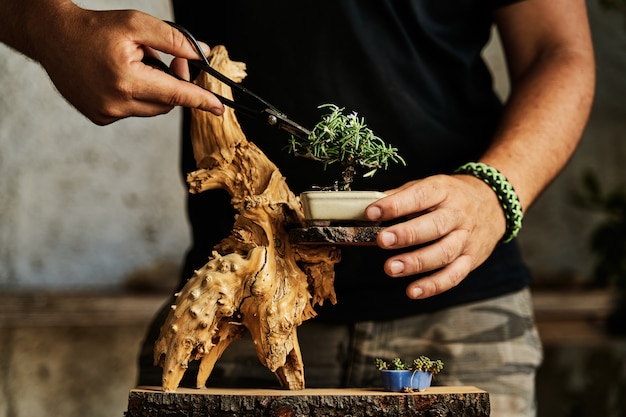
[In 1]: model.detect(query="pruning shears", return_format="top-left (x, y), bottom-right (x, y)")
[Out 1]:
top-left (143, 21), bottom-right (311, 141)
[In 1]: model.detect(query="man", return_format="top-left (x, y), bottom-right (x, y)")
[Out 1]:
top-left (1, 1), bottom-right (594, 415)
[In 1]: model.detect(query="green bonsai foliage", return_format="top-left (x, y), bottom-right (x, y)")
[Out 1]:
top-left (375, 356), bottom-right (444, 375)
top-left (287, 103), bottom-right (405, 191)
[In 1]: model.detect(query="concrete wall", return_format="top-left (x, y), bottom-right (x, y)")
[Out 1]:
top-left (0, 324), bottom-right (145, 417)
top-left (0, 0), bottom-right (187, 292)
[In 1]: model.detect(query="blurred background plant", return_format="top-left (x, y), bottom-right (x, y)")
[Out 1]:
top-left (571, 169), bottom-right (626, 335)
top-left (599, 0), bottom-right (626, 26)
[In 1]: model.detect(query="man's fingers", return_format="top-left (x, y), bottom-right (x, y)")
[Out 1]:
top-left (136, 65), bottom-right (224, 114)
top-left (367, 177), bottom-right (448, 222)
top-left (383, 230), bottom-right (467, 278)
top-left (136, 17), bottom-right (209, 61)
top-left (377, 210), bottom-right (457, 249)
top-left (403, 254), bottom-right (473, 299)
top-left (90, 99), bottom-right (174, 126)
top-left (169, 57), bottom-right (191, 81)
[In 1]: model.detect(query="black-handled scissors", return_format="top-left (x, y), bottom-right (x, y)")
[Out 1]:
top-left (142, 21), bottom-right (311, 141)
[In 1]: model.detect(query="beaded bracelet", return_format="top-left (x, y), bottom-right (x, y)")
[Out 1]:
top-left (454, 162), bottom-right (523, 243)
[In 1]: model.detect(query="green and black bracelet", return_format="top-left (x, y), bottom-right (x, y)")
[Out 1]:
top-left (454, 162), bottom-right (523, 243)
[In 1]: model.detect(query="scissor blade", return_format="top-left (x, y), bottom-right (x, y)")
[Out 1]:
top-left (189, 60), bottom-right (276, 110)
top-left (264, 108), bottom-right (311, 140)
top-left (189, 61), bottom-right (311, 139)
top-left (165, 20), bottom-right (312, 140)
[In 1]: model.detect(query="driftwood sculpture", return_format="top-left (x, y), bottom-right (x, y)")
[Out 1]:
top-left (154, 46), bottom-right (341, 392)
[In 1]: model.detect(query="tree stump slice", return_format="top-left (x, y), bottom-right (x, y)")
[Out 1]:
top-left (126, 386), bottom-right (489, 417)
top-left (289, 226), bottom-right (384, 246)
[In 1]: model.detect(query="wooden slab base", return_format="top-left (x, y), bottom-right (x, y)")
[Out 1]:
top-left (126, 386), bottom-right (489, 417)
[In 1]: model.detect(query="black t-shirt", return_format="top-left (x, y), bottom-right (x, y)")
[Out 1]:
top-left (173, 0), bottom-right (531, 321)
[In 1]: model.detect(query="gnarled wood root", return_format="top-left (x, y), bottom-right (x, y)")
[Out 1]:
top-left (154, 46), bottom-right (340, 391)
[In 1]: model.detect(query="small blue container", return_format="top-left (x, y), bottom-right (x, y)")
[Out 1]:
top-left (380, 370), bottom-right (433, 392)
top-left (410, 371), bottom-right (433, 392)
top-left (380, 370), bottom-right (413, 392)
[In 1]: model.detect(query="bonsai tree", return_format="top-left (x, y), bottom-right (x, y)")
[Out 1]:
top-left (287, 104), bottom-right (405, 191)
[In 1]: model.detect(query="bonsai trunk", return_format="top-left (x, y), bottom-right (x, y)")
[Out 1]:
top-left (153, 45), bottom-right (340, 391)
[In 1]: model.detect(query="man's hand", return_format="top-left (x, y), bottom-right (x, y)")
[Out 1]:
top-left (2, 2), bottom-right (224, 125)
top-left (366, 0), bottom-right (594, 301)
top-left (366, 174), bottom-right (506, 300)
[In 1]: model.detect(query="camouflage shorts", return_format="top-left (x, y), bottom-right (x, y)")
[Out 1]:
top-left (139, 287), bottom-right (542, 417)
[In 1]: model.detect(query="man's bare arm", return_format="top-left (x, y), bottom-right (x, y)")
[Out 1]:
top-left (0, 1), bottom-right (224, 125)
